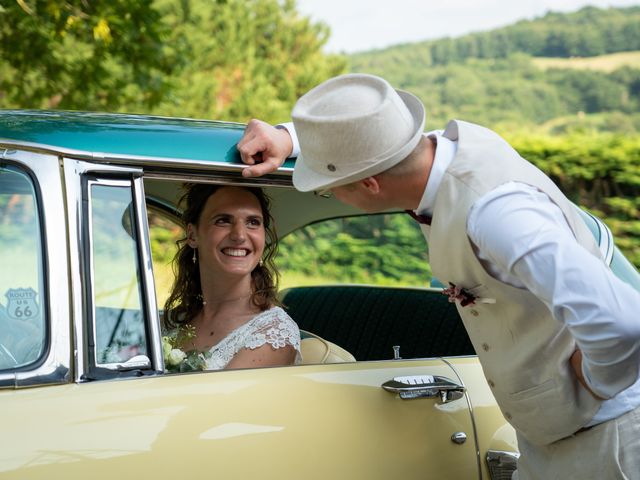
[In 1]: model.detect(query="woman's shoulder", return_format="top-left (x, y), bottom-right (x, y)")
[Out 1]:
top-left (251, 306), bottom-right (297, 327)
top-left (245, 306), bottom-right (300, 349)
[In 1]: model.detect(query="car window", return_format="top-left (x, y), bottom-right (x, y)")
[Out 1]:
top-left (278, 212), bottom-right (473, 362)
top-left (0, 165), bottom-right (46, 369)
top-left (278, 213), bottom-right (433, 288)
top-left (88, 181), bottom-right (148, 365)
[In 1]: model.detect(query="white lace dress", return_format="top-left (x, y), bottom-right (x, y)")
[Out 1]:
top-left (204, 306), bottom-right (301, 370)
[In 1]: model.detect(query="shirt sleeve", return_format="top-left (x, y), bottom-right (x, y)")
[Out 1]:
top-left (468, 182), bottom-right (640, 399)
top-left (275, 122), bottom-right (300, 158)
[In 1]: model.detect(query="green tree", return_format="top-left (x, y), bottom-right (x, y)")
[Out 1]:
top-left (0, 0), bottom-right (173, 111)
top-left (151, 0), bottom-right (347, 123)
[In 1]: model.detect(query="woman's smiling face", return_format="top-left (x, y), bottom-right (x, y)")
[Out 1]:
top-left (188, 187), bottom-right (265, 278)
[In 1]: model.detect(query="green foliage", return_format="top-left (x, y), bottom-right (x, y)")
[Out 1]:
top-left (150, 0), bottom-right (347, 123)
top-left (508, 133), bottom-right (640, 267)
top-left (350, 52), bottom-right (640, 131)
top-left (2, 1), bottom-right (639, 282)
top-left (278, 214), bottom-right (433, 286)
top-left (0, 0), bottom-right (346, 122)
top-left (352, 6), bottom-right (640, 68)
top-left (0, 0), bottom-right (173, 111)
top-left (350, 7), bottom-right (640, 132)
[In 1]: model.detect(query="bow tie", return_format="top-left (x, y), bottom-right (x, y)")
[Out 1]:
top-left (405, 209), bottom-right (432, 225)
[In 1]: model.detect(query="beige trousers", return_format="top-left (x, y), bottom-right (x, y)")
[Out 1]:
top-left (514, 405), bottom-right (640, 480)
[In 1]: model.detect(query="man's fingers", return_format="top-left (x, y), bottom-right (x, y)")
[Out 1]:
top-left (237, 119), bottom-right (291, 177)
top-left (237, 136), bottom-right (263, 165)
top-left (242, 157), bottom-right (281, 177)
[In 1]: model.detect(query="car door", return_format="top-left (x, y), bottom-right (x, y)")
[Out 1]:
top-left (1, 360), bottom-right (480, 479)
top-left (0, 158), bottom-right (481, 479)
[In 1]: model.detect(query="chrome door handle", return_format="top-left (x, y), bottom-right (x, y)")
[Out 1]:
top-left (382, 375), bottom-right (466, 402)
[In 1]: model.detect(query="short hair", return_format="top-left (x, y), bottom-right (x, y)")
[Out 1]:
top-left (382, 135), bottom-right (430, 177)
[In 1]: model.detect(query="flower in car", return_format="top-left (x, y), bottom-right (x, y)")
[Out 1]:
top-left (162, 325), bottom-right (211, 373)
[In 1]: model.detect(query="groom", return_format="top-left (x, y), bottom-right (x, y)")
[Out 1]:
top-left (237, 73), bottom-right (640, 479)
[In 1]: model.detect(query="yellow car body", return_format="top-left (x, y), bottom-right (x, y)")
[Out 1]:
top-left (0, 110), bottom-right (531, 479)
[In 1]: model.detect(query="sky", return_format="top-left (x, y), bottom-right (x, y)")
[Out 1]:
top-left (296, 0), bottom-right (640, 53)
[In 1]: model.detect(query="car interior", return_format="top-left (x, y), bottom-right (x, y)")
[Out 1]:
top-left (143, 176), bottom-right (472, 368)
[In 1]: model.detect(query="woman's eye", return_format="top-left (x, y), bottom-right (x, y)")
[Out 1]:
top-left (248, 218), bottom-right (262, 228)
top-left (214, 216), bottom-right (231, 225)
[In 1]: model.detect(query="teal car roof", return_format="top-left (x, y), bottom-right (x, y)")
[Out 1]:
top-left (0, 109), bottom-right (294, 167)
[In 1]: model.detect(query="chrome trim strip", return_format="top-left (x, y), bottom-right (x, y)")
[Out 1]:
top-left (442, 357), bottom-right (483, 480)
top-left (64, 160), bottom-right (147, 381)
top-left (132, 176), bottom-right (164, 372)
top-left (486, 449), bottom-right (520, 480)
top-left (486, 450), bottom-right (520, 460)
top-left (63, 159), bottom-right (87, 382)
top-left (585, 210), bottom-right (614, 266)
top-left (0, 139), bottom-right (294, 175)
top-left (142, 171), bottom-right (293, 188)
top-left (0, 150), bottom-right (71, 388)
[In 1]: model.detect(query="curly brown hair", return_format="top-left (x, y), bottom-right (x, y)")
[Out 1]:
top-left (162, 184), bottom-right (280, 330)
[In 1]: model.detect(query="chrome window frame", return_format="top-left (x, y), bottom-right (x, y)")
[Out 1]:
top-left (84, 177), bottom-right (150, 372)
top-left (0, 148), bottom-right (71, 388)
top-left (64, 159), bottom-right (162, 382)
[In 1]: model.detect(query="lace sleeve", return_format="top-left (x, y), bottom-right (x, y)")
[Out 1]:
top-left (203, 307), bottom-right (302, 370)
top-left (244, 307), bottom-right (301, 353)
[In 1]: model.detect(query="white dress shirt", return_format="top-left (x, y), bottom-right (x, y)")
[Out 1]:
top-left (417, 130), bottom-right (640, 426)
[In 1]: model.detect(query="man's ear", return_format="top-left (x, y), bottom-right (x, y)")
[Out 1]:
top-left (186, 223), bottom-right (198, 248)
top-left (361, 176), bottom-right (380, 194)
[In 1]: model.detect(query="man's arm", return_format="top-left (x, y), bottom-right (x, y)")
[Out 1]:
top-left (468, 183), bottom-right (640, 399)
top-left (237, 119), bottom-right (294, 177)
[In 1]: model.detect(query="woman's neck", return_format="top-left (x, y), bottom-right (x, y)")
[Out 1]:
top-left (199, 273), bottom-right (257, 318)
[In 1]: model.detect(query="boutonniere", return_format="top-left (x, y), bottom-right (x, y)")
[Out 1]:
top-left (442, 282), bottom-right (496, 307)
top-left (442, 282), bottom-right (476, 307)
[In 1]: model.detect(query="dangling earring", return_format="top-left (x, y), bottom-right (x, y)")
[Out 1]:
top-left (259, 258), bottom-right (264, 267)
top-left (192, 247), bottom-right (197, 264)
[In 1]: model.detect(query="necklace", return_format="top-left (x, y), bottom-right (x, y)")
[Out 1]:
top-left (200, 293), bottom-right (253, 306)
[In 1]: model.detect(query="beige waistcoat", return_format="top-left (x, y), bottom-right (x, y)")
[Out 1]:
top-left (428, 120), bottom-right (603, 446)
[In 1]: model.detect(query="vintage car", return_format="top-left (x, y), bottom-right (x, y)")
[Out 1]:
top-left (0, 110), bottom-right (638, 479)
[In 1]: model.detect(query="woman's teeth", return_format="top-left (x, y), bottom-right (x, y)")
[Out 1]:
top-left (223, 248), bottom-right (248, 257)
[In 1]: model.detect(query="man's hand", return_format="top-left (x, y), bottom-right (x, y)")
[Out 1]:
top-left (237, 119), bottom-right (293, 177)
top-left (570, 348), bottom-right (606, 400)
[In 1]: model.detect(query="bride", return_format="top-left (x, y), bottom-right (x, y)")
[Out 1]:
top-left (162, 183), bottom-right (301, 370)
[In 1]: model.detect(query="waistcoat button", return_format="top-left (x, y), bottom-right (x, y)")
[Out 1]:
top-left (469, 309), bottom-right (479, 316)
top-left (504, 412), bottom-right (512, 420)
top-left (488, 380), bottom-right (495, 388)
top-left (482, 343), bottom-right (490, 351)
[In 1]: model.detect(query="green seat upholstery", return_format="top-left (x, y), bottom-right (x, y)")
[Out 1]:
top-left (280, 285), bottom-right (474, 362)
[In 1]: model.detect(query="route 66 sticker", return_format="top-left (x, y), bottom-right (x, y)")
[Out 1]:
top-left (5, 288), bottom-right (39, 320)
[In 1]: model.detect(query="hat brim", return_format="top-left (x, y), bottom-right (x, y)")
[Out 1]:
top-left (292, 89), bottom-right (426, 193)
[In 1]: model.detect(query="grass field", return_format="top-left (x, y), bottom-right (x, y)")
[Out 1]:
top-left (533, 51), bottom-right (640, 72)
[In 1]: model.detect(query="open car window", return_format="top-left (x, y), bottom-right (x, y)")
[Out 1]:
top-left (278, 212), bottom-right (473, 362)
top-left (279, 213), bottom-right (433, 288)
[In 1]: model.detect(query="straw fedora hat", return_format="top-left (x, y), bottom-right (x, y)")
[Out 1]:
top-left (291, 73), bottom-right (425, 192)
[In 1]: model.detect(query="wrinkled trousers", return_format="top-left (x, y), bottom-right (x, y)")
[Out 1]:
top-left (514, 404), bottom-right (640, 480)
